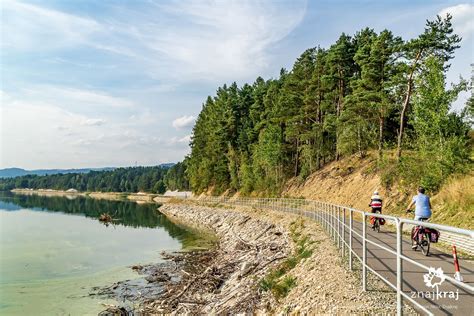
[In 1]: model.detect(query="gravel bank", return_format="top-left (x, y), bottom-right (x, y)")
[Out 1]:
top-left (149, 201), bottom-right (417, 315)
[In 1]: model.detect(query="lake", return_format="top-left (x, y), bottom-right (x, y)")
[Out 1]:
top-left (0, 192), bottom-right (208, 315)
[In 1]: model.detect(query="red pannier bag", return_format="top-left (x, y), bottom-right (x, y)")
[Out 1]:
top-left (370, 217), bottom-right (385, 225)
top-left (427, 228), bottom-right (440, 243)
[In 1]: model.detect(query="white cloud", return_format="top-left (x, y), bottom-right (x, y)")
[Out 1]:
top-left (1, 0), bottom-right (101, 51)
top-left (439, 4), bottom-right (474, 39)
top-left (177, 135), bottom-right (191, 144)
top-left (143, 0), bottom-right (307, 81)
top-left (0, 91), bottom-right (189, 168)
top-left (3, 0), bottom-right (306, 82)
top-left (167, 134), bottom-right (192, 146)
top-left (81, 118), bottom-right (106, 126)
top-left (20, 85), bottom-right (135, 110)
top-left (172, 115), bottom-right (196, 129)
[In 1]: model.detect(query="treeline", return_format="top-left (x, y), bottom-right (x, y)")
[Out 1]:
top-left (164, 160), bottom-right (190, 191)
top-left (188, 15), bottom-right (472, 195)
top-left (0, 164), bottom-right (190, 193)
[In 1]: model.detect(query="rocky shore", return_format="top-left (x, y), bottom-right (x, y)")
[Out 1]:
top-left (108, 201), bottom-right (415, 315)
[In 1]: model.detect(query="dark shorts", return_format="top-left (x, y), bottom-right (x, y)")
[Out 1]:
top-left (371, 207), bottom-right (382, 213)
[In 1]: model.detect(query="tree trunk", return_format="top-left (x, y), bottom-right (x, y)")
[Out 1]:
top-left (357, 124), bottom-right (362, 157)
top-left (397, 51), bottom-right (421, 160)
top-left (335, 71), bottom-right (344, 161)
top-left (294, 139), bottom-right (299, 177)
top-left (396, 80), bottom-right (413, 160)
top-left (378, 114), bottom-right (384, 161)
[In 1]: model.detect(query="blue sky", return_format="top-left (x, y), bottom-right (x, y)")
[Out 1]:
top-left (1, 0), bottom-right (473, 169)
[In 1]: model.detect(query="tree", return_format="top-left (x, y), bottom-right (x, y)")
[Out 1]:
top-left (396, 14), bottom-right (461, 159)
top-left (409, 56), bottom-right (468, 190)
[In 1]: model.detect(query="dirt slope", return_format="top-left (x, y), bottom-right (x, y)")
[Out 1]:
top-left (283, 154), bottom-right (473, 229)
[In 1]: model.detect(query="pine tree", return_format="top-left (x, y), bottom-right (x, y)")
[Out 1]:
top-left (396, 14), bottom-right (461, 159)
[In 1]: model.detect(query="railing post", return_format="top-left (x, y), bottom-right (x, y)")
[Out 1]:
top-left (397, 220), bottom-right (403, 316)
top-left (337, 206), bottom-right (341, 249)
top-left (324, 204), bottom-right (327, 231)
top-left (322, 203), bottom-right (325, 229)
top-left (326, 204), bottom-right (329, 232)
top-left (342, 208), bottom-right (346, 257)
top-left (326, 204), bottom-right (330, 232)
top-left (331, 205), bottom-right (335, 241)
top-left (349, 209), bottom-right (353, 270)
top-left (319, 202), bottom-right (322, 223)
top-left (362, 212), bottom-right (367, 291)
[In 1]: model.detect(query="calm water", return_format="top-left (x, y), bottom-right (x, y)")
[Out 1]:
top-left (0, 192), bottom-right (209, 315)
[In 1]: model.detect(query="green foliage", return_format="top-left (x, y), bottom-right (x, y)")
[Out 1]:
top-left (259, 220), bottom-right (315, 300)
top-left (164, 160), bottom-right (190, 191)
top-left (408, 56), bottom-right (470, 191)
top-left (187, 15), bottom-right (471, 195)
top-left (260, 275), bottom-right (297, 300)
top-left (0, 166), bottom-right (171, 193)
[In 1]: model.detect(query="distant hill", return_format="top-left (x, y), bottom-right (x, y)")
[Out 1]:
top-left (159, 163), bottom-right (175, 169)
top-left (0, 167), bottom-right (115, 178)
top-left (0, 163), bottom-right (175, 179)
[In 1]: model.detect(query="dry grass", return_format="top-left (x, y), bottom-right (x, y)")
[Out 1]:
top-left (283, 153), bottom-right (474, 228)
top-left (431, 173), bottom-right (474, 229)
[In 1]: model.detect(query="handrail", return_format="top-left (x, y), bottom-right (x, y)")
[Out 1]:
top-left (187, 195), bottom-right (473, 315)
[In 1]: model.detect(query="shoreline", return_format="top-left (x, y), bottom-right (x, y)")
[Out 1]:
top-left (10, 188), bottom-right (163, 203)
top-left (10, 189), bottom-right (415, 313)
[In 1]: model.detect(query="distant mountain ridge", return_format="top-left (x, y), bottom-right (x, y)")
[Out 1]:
top-left (0, 163), bottom-right (175, 178)
top-left (0, 167), bottom-right (116, 178)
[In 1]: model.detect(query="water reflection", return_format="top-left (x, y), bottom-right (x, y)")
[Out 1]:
top-left (0, 191), bottom-right (207, 246)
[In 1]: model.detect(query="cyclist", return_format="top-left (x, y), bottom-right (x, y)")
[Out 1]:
top-left (369, 190), bottom-right (383, 213)
top-left (369, 190), bottom-right (382, 228)
top-left (406, 186), bottom-right (432, 249)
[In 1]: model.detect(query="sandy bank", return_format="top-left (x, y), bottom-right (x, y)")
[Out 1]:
top-left (11, 189), bottom-right (166, 204)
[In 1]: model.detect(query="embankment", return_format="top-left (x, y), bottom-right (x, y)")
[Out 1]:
top-left (141, 201), bottom-right (413, 314)
top-left (283, 154), bottom-right (473, 228)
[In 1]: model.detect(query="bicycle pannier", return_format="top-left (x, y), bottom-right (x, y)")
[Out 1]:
top-left (429, 229), bottom-right (440, 243)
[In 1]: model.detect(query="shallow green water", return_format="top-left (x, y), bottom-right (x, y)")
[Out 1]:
top-left (0, 192), bottom-right (207, 315)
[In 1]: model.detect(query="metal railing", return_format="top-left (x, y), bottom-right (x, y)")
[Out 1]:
top-left (186, 196), bottom-right (473, 315)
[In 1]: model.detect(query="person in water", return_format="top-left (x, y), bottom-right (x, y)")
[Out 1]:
top-left (406, 186), bottom-right (432, 221)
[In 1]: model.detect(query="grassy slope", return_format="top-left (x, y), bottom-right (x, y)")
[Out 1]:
top-left (283, 153), bottom-right (473, 229)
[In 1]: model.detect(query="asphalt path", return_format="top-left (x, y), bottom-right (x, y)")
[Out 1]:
top-left (296, 209), bottom-right (473, 315)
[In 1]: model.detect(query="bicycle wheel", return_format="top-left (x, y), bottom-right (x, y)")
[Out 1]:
top-left (375, 219), bottom-right (380, 233)
top-left (420, 233), bottom-right (430, 256)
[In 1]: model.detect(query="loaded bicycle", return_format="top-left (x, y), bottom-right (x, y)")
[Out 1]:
top-left (406, 210), bottom-right (440, 256)
top-left (370, 211), bottom-right (385, 233)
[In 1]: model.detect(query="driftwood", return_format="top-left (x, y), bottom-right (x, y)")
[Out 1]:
top-left (138, 205), bottom-right (291, 315)
top-left (99, 213), bottom-right (113, 222)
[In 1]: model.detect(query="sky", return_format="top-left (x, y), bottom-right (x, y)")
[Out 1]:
top-left (1, 0), bottom-right (473, 169)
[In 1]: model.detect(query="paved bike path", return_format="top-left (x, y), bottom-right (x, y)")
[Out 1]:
top-left (300, 210), bottom-right (473, 315)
